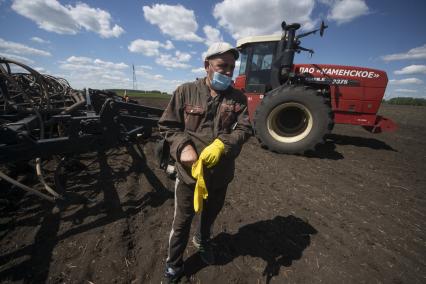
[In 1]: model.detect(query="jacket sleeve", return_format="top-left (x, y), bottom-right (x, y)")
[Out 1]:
top-left (158, 88), bottom-right (191, 162)
top-left (218, 96), bottom-right (253, 159)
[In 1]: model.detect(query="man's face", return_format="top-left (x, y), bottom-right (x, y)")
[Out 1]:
top-left (205, 52), bottom-right (236, 80)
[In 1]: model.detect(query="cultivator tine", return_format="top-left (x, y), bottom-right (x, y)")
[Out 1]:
top-left (35, 158), bottom-right (64, 200)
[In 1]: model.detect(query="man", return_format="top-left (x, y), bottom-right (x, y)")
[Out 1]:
top-left (158, 42), bottom-right (252, 282)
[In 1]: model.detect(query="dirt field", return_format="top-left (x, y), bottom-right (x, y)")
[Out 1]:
top-left (0, 102), bottom-right (425, 284)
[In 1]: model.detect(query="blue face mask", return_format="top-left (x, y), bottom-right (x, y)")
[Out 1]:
top-left (210, 71), bottom-right (232, 91)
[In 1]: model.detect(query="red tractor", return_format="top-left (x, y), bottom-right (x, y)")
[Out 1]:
top-left (234, 21), bottom-right (397, 154)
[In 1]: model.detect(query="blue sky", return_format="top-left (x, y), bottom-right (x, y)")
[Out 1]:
top-left (0, 0), bottom-right (425, 98)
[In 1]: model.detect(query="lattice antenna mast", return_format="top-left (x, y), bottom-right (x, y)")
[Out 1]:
top-left (132, 64), bottom-right (137, 90)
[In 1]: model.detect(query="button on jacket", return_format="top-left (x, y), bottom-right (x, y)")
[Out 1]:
top-left (158, 77), bottom-right (252, 187)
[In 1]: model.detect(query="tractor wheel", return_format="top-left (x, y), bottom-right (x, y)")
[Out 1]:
top-left (253, 85), bottom-right (333, 154)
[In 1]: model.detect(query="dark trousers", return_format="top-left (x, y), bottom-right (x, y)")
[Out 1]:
top-left (166, 178), bottom-right (228, 269)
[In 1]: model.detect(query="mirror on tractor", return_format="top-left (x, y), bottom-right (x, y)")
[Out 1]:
top-left (320, 21), bottom-right (328, 37)
top-left (296, 21), bottom-right (328, 39)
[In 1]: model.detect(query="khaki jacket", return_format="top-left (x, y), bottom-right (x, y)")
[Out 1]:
top-left (158, 77), bottom-right (252, 187)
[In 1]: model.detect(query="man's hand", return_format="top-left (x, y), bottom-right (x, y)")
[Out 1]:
top-left (180, 144), bottom-right (198, 167)
top-left (199, 139), bottom-right (225, 168)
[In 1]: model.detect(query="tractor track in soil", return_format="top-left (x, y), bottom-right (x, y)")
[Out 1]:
top-left (0, 101), bottom-right (425, 283)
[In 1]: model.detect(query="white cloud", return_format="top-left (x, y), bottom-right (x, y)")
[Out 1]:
top-left (135, 66), bottom-right (184, 92)
top-left (12, 0), bottom-right (77, 34)
top-left (66, 55), bottom-right (92, 65)
top-left (203, 25), bottom-right (224, 46)
top-left (175, 51), bottom-right (191, 62)
top-left (101, 74), bottom-right (124, 81)
top-left (325, 0), bottom-right (369, 24)
top-left (138, 65), bottom-right (153, 70)
top-left (128, 39), bottom-right (175, 56)
top-left (30, 36), bottom-right (50, 44)
top-left (0, 52), bottom-right (35, 64)
top-left (213, 0), bottom-right (316, 40)
top-left (69, 3), bottom-right (124, 38)
top-left (382, 44), bottom-right (426, 62)
top-left (135, 67), bottom-right (162, 80)
top-left (394, 89), bottom-right (418, 93)
top-left (61, 56), bottom-right (128, 71)
top-left (143, 4), bottom-right (202, 42)
top-left (155, 51), bottom-right (192, 69)
top-left (394, 65), bottom-right (426, 75)
top-left (59, 56), bottom-right (131, 89)
top-left (0, 38), bottom-right (51, 56)
top-left (93, 58), bottom-right (128, 70)
top-left (129, 40), bottom-right (161, 56)
top-left (389, 78), bottom-right (423, 85)
top-left (163, 40), bottom-right (175, 50)
top-left (128, 38), bottom-right (191, 69)
top-left (11, 0), bottom-right (124, 38)
top-left (34, 66), bottom-right (47, 73)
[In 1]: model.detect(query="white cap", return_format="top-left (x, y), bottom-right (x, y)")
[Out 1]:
top-left (205, 42), bottom-right (239, 60)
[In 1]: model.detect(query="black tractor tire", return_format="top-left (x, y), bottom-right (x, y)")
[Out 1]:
top-left (253, 85), bottom-right (333, 154)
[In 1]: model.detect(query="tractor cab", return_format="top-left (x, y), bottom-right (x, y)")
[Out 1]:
top-left (235, 21), bottom-right (329, 97)
top-left (234, 35), bottom-right (283, 119)
top-left (235, 35), bottom-right (281, 94)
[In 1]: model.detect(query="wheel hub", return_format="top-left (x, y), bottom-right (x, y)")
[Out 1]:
top-left (267, 102), bottom-right (313, 143)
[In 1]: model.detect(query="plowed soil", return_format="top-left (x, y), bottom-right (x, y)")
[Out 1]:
top-left (1, 101), bottom-right (425, 284)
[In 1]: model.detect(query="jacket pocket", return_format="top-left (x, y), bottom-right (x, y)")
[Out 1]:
top-left (220, 103), bottom-right (237, 131)
top-left (184, 104), bottom-right (204, 131)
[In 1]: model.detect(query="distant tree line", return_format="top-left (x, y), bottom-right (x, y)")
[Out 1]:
top-left (382, 97), bottom-right (426, 106)
top-left (108, 89), bottom-right (171, 96)
top-left (131, 89), bottom-right (169, 95)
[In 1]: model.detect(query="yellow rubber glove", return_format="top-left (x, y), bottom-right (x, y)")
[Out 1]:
top-left (191, 139), bottom-right (225, 213)
top-left (198, 139), bottom-right (225, 168)
top-left (191, 159), bottom-right (207, 213)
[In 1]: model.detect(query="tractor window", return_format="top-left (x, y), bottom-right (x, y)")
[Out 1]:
top-left (251, 53), bottom-right (272, 71)
top-left (261, 54), bottom-right (272, 69)
top-left (247, 42), bottom-right (276, 91)
top-left (238, 49), bottom-right (248, 75)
